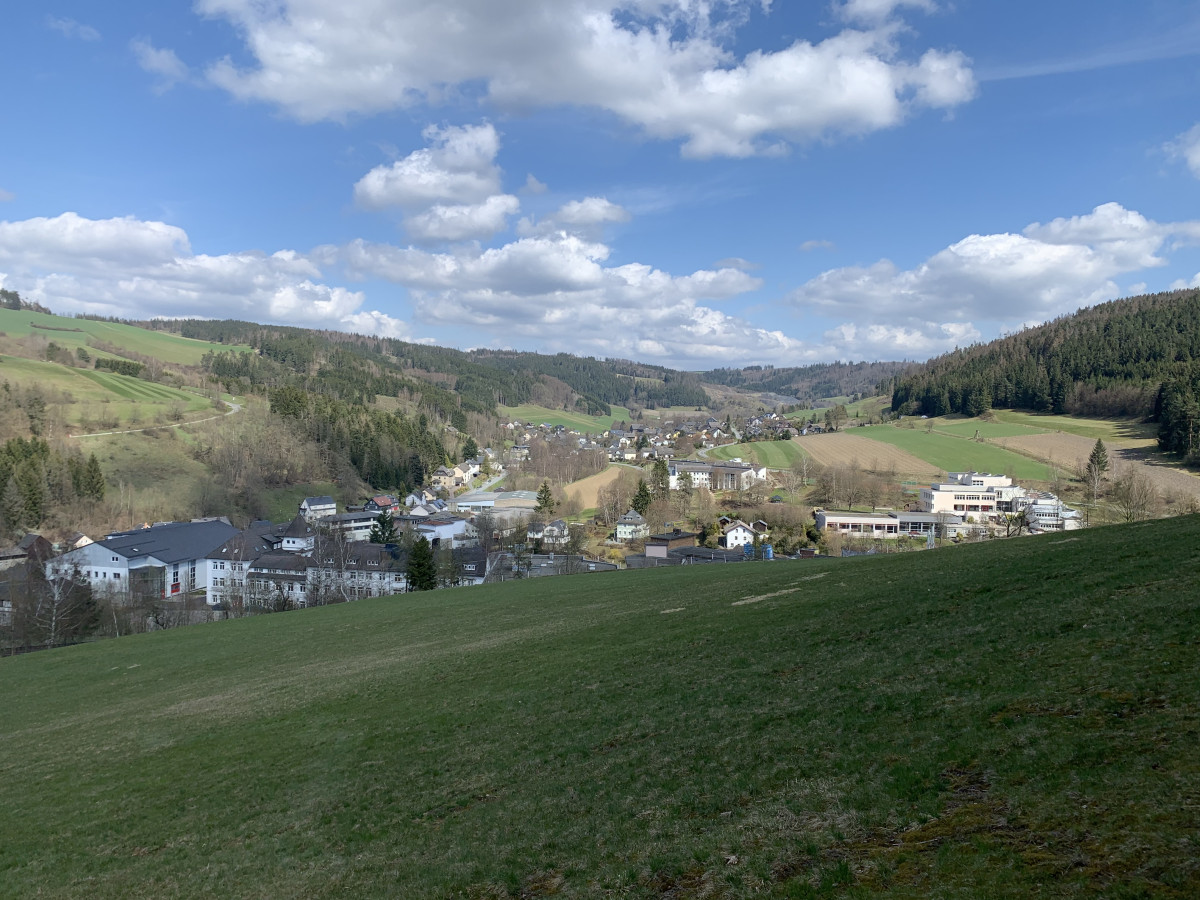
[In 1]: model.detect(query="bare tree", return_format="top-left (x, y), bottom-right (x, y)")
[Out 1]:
top-left (1110, 465), bottom-right (1159, 523)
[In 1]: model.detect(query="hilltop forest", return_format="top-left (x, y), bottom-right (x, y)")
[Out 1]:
top-left (886, 289), bottom-right (1200, 460)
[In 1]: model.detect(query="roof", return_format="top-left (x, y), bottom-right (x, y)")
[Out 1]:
top-left (302, 495), bottom-right (335, 507)
top-left (208, 530), bottom-right (274, 561)
top-left (618, 510), bottom-right (646, 524)
top-left (282, 514), bottom-right (314, 539)
top-left (102, 520), bottom-right (240, 564)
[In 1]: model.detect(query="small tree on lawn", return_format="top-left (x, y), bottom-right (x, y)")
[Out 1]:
top-left (1086, 439), bottom-right (1109, 502)
top-left (406, 536), bottom-right (437, 591)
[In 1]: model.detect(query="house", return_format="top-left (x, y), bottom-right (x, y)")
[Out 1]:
top-left (815, 510), bottom-right (967, 539)
top-left (321, 510), bottom-right (385, 543)
top-left (299, 495), bottom-right (337, 522)
top-left (50, 519), bottom-right (240, 601)
top-left (527, 518), bottom-right (569, 547)
top-left (365, 494), bottom-right (401, 514)
top-left (719, 519), bottom-right (757, 549)
top-left (205, 529), bottom-right (276, 607)
top-left (0, 533), bottom-right (53, 572)
top-left (645, 528), bottom-right (698, 559)
top-left (615, 509), bottom-right (649, 542)
top-left (405, 489), bottom-right (438, 508)
top-left (279, 514), bottom-right (316, 552)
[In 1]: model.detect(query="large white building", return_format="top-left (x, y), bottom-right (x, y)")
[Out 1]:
top-left (668, 460), bottom-right (767, 492)
top-left (919, 472), bottom-right (1015, 516)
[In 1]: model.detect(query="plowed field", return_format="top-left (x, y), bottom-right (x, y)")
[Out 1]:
top-left (562, 465), bottom-right (630, 510)
top-left (996, 433), bottom-right (1200, 500)
top-left (791, 433), bottom-right (941, 479)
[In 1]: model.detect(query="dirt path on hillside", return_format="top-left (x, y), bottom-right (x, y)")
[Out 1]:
top-left (791, 433), bottom-right (941, 480)
top-left (995, 433), bottom-right (1200, 501)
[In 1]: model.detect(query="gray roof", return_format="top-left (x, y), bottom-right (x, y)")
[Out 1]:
top-left (302, 496), bottom-right (335, 507)
top-left (208, 530), bottom-right (275, 562)
top-left (102, 520), bottom-right (240, 564)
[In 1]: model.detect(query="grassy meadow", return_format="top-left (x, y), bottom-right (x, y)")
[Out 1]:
top-left (3, 518), bottom-right (1200, 897)
top-left (989, 410), bottom-right (1158, 446)
top-left (856, 425), bottom-right (1053, 481)
top-left (707, 440), bottom-right (809, 468)
top-left (500, 404), bottom-right (633, 432)
top-left (0, 308), bottom-right (251, 365)
top-left (0, 356), bottom-right (215, 431)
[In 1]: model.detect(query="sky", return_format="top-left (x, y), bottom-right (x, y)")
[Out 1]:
top-left (2, 1), bottom-right (1200, 371)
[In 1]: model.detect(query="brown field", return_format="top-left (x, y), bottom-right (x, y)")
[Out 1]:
top-left (996, 433), bottom-right (1200, 501)
top-left (562, 465), bottom-right (629, 510)
top-left (792, 433), bottom-right (941, 480)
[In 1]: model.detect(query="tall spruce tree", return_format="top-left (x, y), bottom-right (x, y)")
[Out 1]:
top-left (631, 479), bottom-right (652, 515)
top-left (406, 536), bottom-right (437, 591)
top-left (536, 480), bottom-right (557, 516)
top-left (368, 511), bottom-right (399, 545)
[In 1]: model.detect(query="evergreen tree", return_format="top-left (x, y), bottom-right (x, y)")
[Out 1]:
top-left (83, 454), bottom-right (105, 501)
top-left (1088, 438), bottom-right (1109, 476)
top-left (536, 480), bottom-right (557, 516)
top-left (406, 536), bottom-right (437, 591)
top-left (650, 459), bottom-right (670, 497)
top-left (631, 479), bottom-right (652, 515)
top-left (461, 436), bottom-right (478, 462)
top-left (368, 511), bottom-right (399, 545)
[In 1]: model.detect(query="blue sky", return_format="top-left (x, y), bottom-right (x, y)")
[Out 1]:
top-left (2, 0), bottom-right (1200, 369)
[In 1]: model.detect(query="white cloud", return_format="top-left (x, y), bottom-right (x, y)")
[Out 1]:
top-left (788, 202), bottom-right (1200, 359)
top-left (339, 231), bottom-right (819, 367)
top-left (834, 0), bottom-right (936, 25)
top-left (0, 213), bottom-right (411, 337)
top-left (517, 197), bottom-right (631, 238)
top-left (800, 239), bottom-right (835, 252)
top-left (47, 16), bottom-right (100, 41)
top-left (406, 195), bottom-right (521, 242)
top-left (1166, 123), bottom-right (1200, 179)
top-left (0, 189), bottom-right (14, 203)
top-left (131, 38), bottom-right (190, 91)
top-left (523, 175), bottom-right (548, 195)
top-left (354, 123), bottom-right (503, 209)
top-left (196, 0), bottom-right (975, 157)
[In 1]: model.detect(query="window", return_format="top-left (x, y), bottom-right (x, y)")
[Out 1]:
top-left (114, 573), bottom-right (121, 580)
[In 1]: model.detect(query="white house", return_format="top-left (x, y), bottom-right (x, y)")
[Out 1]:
top-left (299, 496), bottom-right (337, 522)
top-left (615, 509), bottom-right (648, 542)
top-left (719, 519), bottom-right (757, 549)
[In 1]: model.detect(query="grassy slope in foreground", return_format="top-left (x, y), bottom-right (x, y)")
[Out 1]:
top-left (3, 520), bottom-right (1199, 898)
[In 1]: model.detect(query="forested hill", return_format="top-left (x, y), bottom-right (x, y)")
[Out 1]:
top-left (887, 288), bottom-right (1200, 433)
top-left (132, 318), bottom-right (710, 416)
top-left (703, 360), bottom-right (911, 401)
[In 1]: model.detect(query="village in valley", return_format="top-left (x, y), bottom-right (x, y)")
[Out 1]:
top-left (3, 400), bottom-right (1110, 643)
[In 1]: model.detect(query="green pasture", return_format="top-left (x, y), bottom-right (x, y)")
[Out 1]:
top-left (857, 424), bottom-right (1053, 481)
top-left (923, 417), bottom-right (1050, 439)
top-left (0, 356), bottom-right (211, 430)
top-left (706, 440), bottom-right (808, 468)
top-left (990, 409), bottom-right (1157, 444)
top-left (0, 308), bottom-right (251, 365)
top-left (3, 517), bottom-right (1200, 897)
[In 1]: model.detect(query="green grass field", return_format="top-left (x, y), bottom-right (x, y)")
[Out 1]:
top-left (857, 424), bottom-right (1053, 481)
top-left (0, 356), bottom-right (213, 430)
top-left (927, 417), bottom-right (1050, 439)
top-left (990, 409), bottom-right (1157, 444)
top-left (0, 308), bottom-right (251, 365)
top-left (4, 518), bottom-right (1200, 897)
top-left (707, 440), bottom-right (808, 468)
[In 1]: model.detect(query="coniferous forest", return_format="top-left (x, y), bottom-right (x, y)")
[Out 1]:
top-left (886, 289), bottom-right (1200, 459)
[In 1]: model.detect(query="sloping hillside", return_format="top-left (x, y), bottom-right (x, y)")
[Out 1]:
top-left (3, 519), bottom-right (1198, 897)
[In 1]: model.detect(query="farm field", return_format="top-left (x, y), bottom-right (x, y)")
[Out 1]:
top-left (560, 464), bottom-right (630, 512)
top-left (930, 417), bottom-right (1050, 439)
top-left (995, 432), bottom-right (1200, 502)
top-left (499, 404), bottom-right (632, 432)
top-left (3, 518), bottom-right (1199, 897)
top-left (990, 409), bottom-right (1157, 445)
top-left (707, 440), bottom-right (808, 468)
top-left (856, 424), bottom-right (1053, 481)
top-left (792, 432), bottom-right (941, 479)
top-left (0, 356), bottom-right (213, 431)
top-left (0, 308), bottom-right (250, 365)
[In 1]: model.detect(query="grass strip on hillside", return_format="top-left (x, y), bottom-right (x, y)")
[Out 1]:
top-left (857, 424), bottom-right (1053, 481)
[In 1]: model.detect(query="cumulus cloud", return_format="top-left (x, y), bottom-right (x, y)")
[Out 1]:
top-left (354, 123), bottom-right (519, 241)
top-left (338, 230), bottom-right (817, 367)
top-left (0, 212), bottom-right (411, 337)
top-left (517, 197), bottom-right (631, 238)
top-left (47, 16), bottom-right (100, 41)
top-left (788, 202), bottom-right (1200, 359)
top-left (131, 38), bottom-right (191, 91)
top-left (195, 0), bottom-right (975, 156)
top-left (1166, 123), bottom-right (1200, 179)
